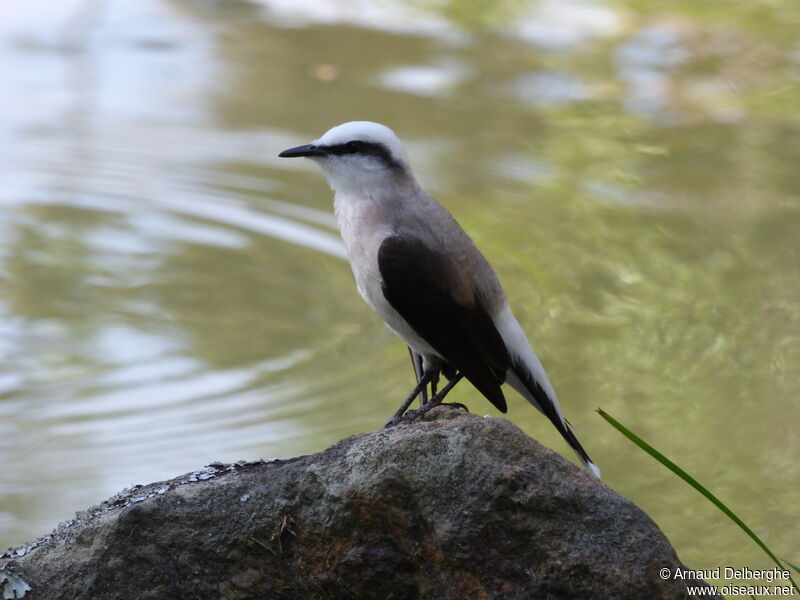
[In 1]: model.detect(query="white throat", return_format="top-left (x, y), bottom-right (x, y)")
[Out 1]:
top-left (318, 157), bottom-right (417, 198)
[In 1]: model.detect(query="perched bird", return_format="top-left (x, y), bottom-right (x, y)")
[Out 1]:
top-left (279, 121), bottom-right (600, 478)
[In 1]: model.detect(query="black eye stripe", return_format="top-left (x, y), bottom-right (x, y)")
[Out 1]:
top-left (321, 141), bottom-right (402, 170)
top-left (324, 141), bottom-right (376, 155)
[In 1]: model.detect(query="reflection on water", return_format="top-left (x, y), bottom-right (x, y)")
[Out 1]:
top-left (1, 0), bottom-right (798, 579)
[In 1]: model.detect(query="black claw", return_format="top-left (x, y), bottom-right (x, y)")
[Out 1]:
top-left (384, 414), bottom-right (408, 429)
top-left (387, 405), bottom-right (431, 425)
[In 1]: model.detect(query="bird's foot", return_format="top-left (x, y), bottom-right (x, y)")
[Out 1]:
top-left (385, 406), bottom-right (428, 426)
top-left (384, 372), bottom-right (465, 427)
top-left (385, 400), bottom-right (469, 427)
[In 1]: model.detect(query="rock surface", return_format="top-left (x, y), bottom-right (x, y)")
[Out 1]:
top-left (1, 407), bottom-right (718, 599)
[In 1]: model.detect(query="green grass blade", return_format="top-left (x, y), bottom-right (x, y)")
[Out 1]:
top-left (784, 558), bottom-right (800, 576)
top-left (597, 408), bottom-right (797, 593)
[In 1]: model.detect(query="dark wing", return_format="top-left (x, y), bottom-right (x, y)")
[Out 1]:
top-left (378, 234), bottom-right (510, 412)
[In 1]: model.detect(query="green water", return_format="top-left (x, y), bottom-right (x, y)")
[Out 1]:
top-left (1, 0), bottom-right (797, 582)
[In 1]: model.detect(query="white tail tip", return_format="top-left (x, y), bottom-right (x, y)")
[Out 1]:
top-left (587, 461), bottom-right (601, 479)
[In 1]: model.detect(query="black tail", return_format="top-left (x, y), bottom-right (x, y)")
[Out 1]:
top-left (510, 359), bottom-right (601, 478)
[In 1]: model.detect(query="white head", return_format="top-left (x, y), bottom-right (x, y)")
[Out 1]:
top-left (279, 121), bottom-right (414, 194)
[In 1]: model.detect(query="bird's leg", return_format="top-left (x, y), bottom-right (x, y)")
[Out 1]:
top-left (384, 371), bottom-right (434, 428)
top-left (407, 347), bottom-right (428, 407)
top-left (426, 370), bottom-right (440, 405)
top-left (419, 355), bottom-right (443, 406)
top-left (426, 372), bottom-right (465, 409)
top-left (387, 373), bottom-right (468, 424)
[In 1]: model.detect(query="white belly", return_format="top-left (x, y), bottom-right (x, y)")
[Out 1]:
top-left (335, 194), bottom-right (439, 359)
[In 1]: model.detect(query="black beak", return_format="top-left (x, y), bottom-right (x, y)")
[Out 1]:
top-left (278, 144), bottom-right (326, 158)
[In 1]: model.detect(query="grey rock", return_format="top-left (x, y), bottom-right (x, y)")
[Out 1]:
top-left (0, 407), bottom-right (718, 599)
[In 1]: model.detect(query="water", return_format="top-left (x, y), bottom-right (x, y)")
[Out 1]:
top-left (1, 0), bottom-right (798, 578)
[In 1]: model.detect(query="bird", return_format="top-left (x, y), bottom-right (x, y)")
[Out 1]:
top-left (279, 121), bottom-right (600, 478)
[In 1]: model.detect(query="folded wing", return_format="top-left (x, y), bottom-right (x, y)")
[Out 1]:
top-left (378, 234), bottom-right (510, 412)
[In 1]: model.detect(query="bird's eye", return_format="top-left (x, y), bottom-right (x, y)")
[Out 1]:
top-left (345, 141), bottom-right (361, 153)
